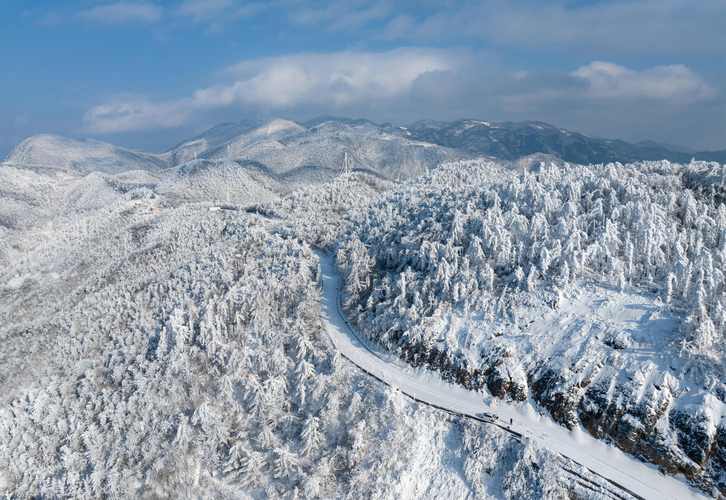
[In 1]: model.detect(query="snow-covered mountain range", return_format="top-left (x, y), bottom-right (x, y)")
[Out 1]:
top-left (8, 117), bottom-right (724, 179)
top-left (5, 117), bottom-right (460, 179)
top-left (404, 119), bottom-right (726, 165)
top-left (1, 117), bottom-right (724, 498)
top-left (164, 117), bottom-right (461, 179)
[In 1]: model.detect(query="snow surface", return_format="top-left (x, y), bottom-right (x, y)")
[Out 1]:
top-left (317, 252), bottom-right (708, 500)
top-left (5, 134), bottom-right (166, 173)
top-left (259, 118), bottom-right (305, 136)
top-left (186, 119), bottom-right (463, 179)
top-left (429, 281), bottom-right (723, 419)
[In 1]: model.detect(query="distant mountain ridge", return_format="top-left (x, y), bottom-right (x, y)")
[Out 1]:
top-left (162, 117), bottom-right (461, 180)
top-left (402, 119), bottom-right (726, 165)
top-left (5, 134), bottom-right (167, 174)
top-left (4, 118), bottom-right (725, 176)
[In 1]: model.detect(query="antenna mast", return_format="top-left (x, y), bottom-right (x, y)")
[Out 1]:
top-left (342, 151), bottom-right (352, 176)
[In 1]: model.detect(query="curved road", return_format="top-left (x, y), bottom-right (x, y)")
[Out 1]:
top-left (317, 253), bottom-right (706, 500)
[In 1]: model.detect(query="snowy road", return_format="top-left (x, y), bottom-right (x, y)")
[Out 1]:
top-left (317, 253), bottom-right (706, 500)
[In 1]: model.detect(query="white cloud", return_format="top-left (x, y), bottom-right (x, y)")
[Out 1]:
top-left (78, 2), bottom-right (162, 24)
top-left (217, 49), bottom-right (457, 107)
top-left (84, 98), bottom-right (191, 133)
top-left (380, 0), bottom-right (726, 55)
top-left (83, 52), bottom-right (717, 148)
top-left (572, 62), bottom-right (715, 101)
top-left (84, 48), bottom-right (460, 132)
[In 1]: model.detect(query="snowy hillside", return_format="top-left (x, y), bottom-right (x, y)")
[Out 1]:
top-left (161, 120), bottom-right (259, 165)
top-left (6, 134), bottom-right (167, 173)
top-left (405, 119), bottom-right (726, 165)
top-left (0, 172), bottom-right (616, 499)
top-left (2, 120), bottom-right (724, 498)
top-left (0, 163), bottom-right (159, 232)
top-left (164, 118), bottom-right (463, 179)
top-left (7, 117), bottom-right (726, 182)
top-left (2, 119), bottom-right (462, 185)
top-left (158, 159), bottom-right (281, 205)
top-left (337, 158), bottom-right (726, 495)
top-left (0, 158), bottom-right (279, 290)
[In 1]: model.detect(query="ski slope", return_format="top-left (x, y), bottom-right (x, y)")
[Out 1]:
top-left (317, 253), bottom-right (707, 500)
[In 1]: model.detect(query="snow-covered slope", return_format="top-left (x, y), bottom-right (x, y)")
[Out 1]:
top-left (158, 158), bottom-right (280, 205)
top-left (244, 119), bottom-right (459, 178)
top-left (7, 117), bottom-right (726, 181)
top-left (161, 119), bottom-right (259, 165)
top-left (1, 178), bottom-right (608, 499)
top-left (3, 119), bottom-right (723, 498)
top-left (405, 119), bottom-right (726, 165)
top-left (0, 163), bottom-right (160, 231)
top-left (165, 118), bottom-right (463, 180)
top-left (318, 252), bottom-right (707, 500)
top-left (6, 134), bottom-right (167, 173)
top-left (336, 158), bottom-right (726, 496)
top-left (3, 119), bottom-right (456, 210)
top-left (204, 119), bottom-right (305, 163)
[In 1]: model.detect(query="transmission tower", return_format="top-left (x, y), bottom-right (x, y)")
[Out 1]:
top-left (342, 151), bottom-right (353, 177)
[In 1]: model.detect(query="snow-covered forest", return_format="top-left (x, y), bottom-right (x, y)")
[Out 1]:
top-left (0, 161), bottom-right (614, 498)
top-left (5, 0), bottom-right (726, 490)
top-left (1, 124), bottom-right (724, 496)
top-left (337, 159), bottom-right (726, 493)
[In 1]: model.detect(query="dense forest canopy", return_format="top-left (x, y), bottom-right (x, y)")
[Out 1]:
top-left (336, 159), bottom-right (725, 493)
top-left (0, 169), bottom-right (582, 498)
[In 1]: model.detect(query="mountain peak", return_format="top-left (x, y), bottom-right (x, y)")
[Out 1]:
top-left (255, 119), bottom-right (305, 136)
top-left (304, 116), bottom-right (385, 129)
top-left (7, 133), bottom-right (166, 173)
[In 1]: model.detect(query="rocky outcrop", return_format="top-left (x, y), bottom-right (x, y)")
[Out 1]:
top-left (531, 369), bottom-right (582, 430)
top-left (482, 345), bottom-right (528, 401)
top-left (671, 411), bottom-right (717, 467)
top-left (530, 364), bottom-right (724, 496)
top-left (712, 425), bottom-right (726, 493)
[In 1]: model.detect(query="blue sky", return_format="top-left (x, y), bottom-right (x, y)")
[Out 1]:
top-left (2, 0), bottom-right (725, 155)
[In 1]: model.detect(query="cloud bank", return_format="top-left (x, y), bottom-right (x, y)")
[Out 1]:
top-left (572, 62), bottom-right (714, 101)
top-left (48, 0), bottom-right (726, 57)
top-left (84, 49), bottom-right (716, 140)
top-left (84, 48), bottom-right (460, 132)
top-left (40, 0), bottom-right (722, 149)
top-left (380, 0), bottom-right (726, 55)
